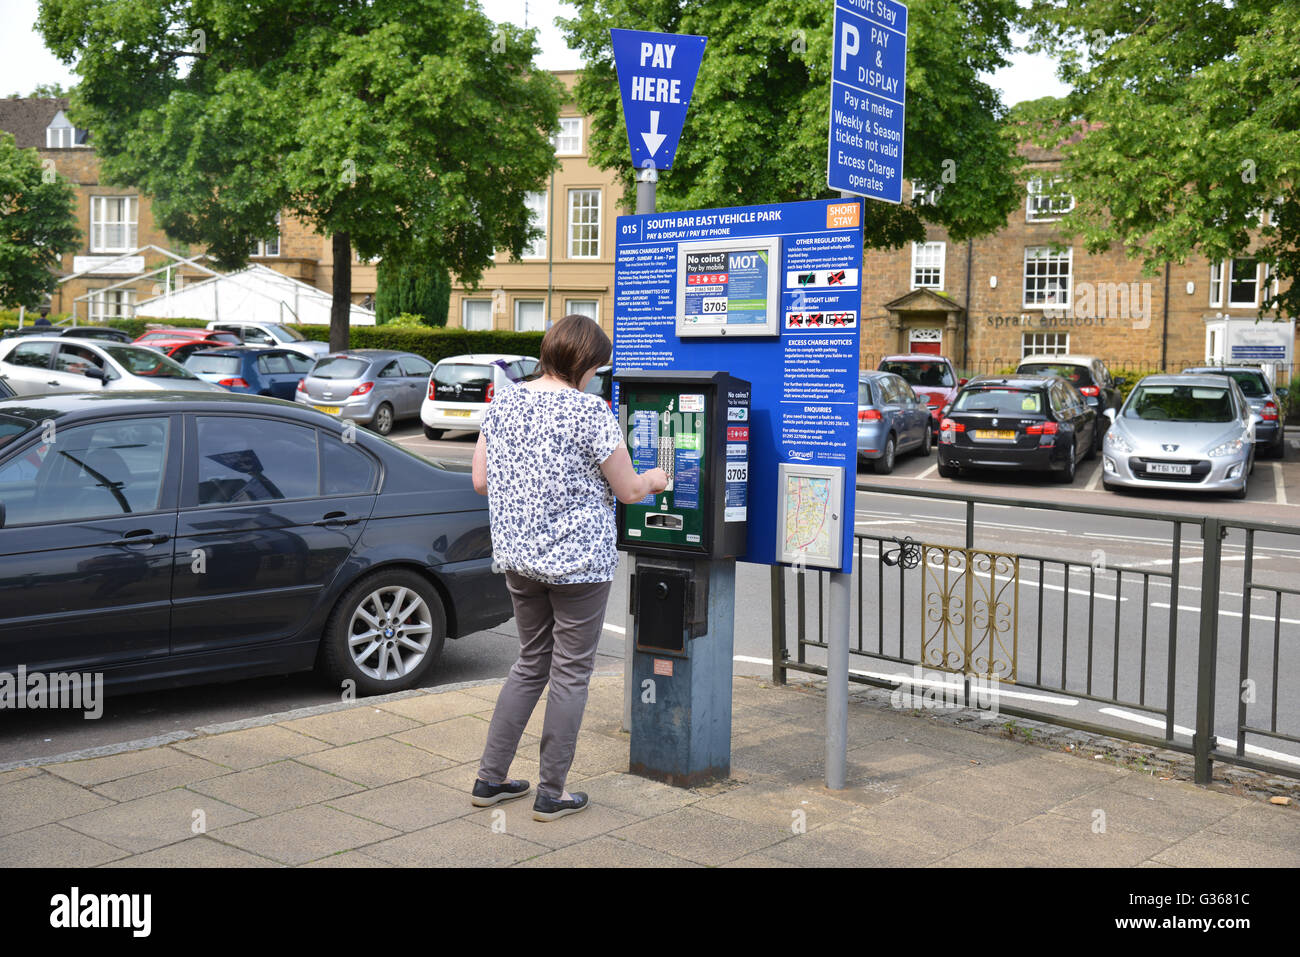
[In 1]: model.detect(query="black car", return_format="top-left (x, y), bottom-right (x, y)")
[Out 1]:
top-left (0, 391), bottom-right (510, 697)
top-left (937, 374), bottom-right (1097, 482)
top-left (1015, 354), bottom-right (1124, 449)
top-left (2, 325), bottom-right (134, 343)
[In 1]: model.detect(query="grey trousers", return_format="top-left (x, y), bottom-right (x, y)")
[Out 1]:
top-left (478, 570), bottom-right (613, 798)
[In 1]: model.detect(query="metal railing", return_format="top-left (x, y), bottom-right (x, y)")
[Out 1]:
top-left (771, 482), bottom-right (1300, 783)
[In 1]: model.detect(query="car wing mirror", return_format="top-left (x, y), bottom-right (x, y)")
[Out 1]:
top-left (958, 378), bottom-right (967, 386)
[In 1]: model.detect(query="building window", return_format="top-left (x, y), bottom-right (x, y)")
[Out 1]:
top-left (514, 299), bottom-right (545, 332)
top-left (564, 299), bottom-right (598, 323)
top-left (1023, 246), bottom-right (1072, 308)
top-left (462, 299), bottom-right (492, 331)
top-left (1026, 177), bottom-right (1074, 222)
top-left (523, 191), bottom-right (548, 259)
top-left (911, 242), bottom-right (945, 289)
top-left (88, 288), bottom-right (135, 322)
top-left (568, 189), bottom-right (601, 259)
top-left (45, 111), bottom-right (87, 148)
top-left (89, 196), bottom-right (139, 253)
top-left (555, 117), bottom-right (582, 155)
top-left (254, 212), bottom-right (281, 257)
top-left (1209, 261), bottom-right (1223, 307)
top-left (1022, 332), bottom-right (1069, 357)
top-left (1227, 259), bottom-right (1261, 307)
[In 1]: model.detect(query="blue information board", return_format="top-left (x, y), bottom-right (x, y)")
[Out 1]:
top-left (828, 0), bottom-right (908, 203)
top-left (614, 198), bottom-right (865, 573)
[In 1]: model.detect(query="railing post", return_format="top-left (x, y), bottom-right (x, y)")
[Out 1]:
top-left (965, 500), bottom-right (975, 549)
top-left (770, 564), bottom-right (787, 685)
top-left (1194, 517), bottom-right (1223, 784)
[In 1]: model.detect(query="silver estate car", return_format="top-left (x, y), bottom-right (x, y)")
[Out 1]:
top-left (1102, 374), bottom-right (1255, 498)
top-left (295, 349), bottom-right (434, 435)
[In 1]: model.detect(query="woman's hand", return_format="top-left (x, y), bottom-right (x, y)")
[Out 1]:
top-left (600, 447), bottom-right (670, 504)
top-left (643, 468), bottom-right (669, 495)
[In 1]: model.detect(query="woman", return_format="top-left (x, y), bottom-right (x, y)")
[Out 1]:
top-left (470, 315), bottom-right (667, 821)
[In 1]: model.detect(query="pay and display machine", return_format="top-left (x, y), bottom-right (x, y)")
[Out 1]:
top-left (615, 370), bottom-right (750, 786)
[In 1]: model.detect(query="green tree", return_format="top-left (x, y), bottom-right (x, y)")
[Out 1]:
top-left (1023, 0), bottom-right (1300, 314)
top-left (38, 0), bottom-right (562, 349)
top-left (375, 259), bottom-right (451, 326)
top-left (0, 131), bottom-right (80, 310)
top-left (560, 0), bottom-right (1025, 248)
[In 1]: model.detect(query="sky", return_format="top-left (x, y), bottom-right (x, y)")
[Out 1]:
top-left (2, 0), bottom-right (1070, 104)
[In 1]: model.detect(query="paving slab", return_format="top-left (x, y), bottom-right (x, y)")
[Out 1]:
top-left (363, 817), bottom-right (549, 867)
top-left (515, 835), bottom-right (701, 868)
top-left (61, 787), bottom-right (254, 853)
top-left (610, 806), bottom-right (790, 866)
top-left (933, 811), bottom-right (1172, 867)
top-left (326, 777), bottom-right (476, 832)
top-left (173, 725), bottom-right (331, 770)
top-left (211, 803), bottom-right (401, 866)
top-left (295, 737), bottom-right (455, 787)
top-left (0, 772), bottom-right (116, 837)
top-left (100, 836), bottom-right (280, 868)
top-left (0, 822), bottom-right (129, 867)
top-left (277, 706), bottom-right (422, 746)
top-left (189, 760), bottom-right (362, 816)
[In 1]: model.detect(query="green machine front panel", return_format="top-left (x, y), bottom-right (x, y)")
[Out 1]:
top-left (623, 388), bottom-right (711, 552)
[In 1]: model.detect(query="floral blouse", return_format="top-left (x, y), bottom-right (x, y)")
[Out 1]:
top-left (480, 383), bottom-right (623, 584)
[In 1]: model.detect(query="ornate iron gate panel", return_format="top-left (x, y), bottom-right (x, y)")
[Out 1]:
top-left (920, 545), bottom-right (1019, 681)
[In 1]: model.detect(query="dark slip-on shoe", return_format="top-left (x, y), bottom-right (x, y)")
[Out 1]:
top-left (471, 778), bottom-right (532, 807)
top-left (532, 790), bottom-right (589, 821)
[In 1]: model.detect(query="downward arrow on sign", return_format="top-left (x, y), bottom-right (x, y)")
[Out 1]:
top-left (641, 110), bottom-right (666, 156)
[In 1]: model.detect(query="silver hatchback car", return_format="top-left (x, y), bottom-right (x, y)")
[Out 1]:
top-left (295, 349), bottom-right (434, 435)
top-left (1102, 374), bottom-right (1256, 498)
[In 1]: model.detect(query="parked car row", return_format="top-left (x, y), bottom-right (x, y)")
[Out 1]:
top-left (870, 350), bottom-right (1286, 499)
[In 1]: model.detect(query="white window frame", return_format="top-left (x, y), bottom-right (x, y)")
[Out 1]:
top-left (1227, 258), bottom-right (1261, 307)
top-left (89, 196), bottom-right (139, 254)
top-left (1023, 246), bottom-right (1072, 308)
top-left (567, 188), bottom-right (601, 259)
top-left (1209, 261), bottom-right (1223, 308)
top-left (910, 242), bottom-right (945, 290)
top-left (555, 117), bottom-right (583, 155)
top-left (88, 288), bottom-right (135, 323)
top-left (254, 212), bottom-right (281, 257)
top-left (1022, 332), bottom-right (1069, 358)
top-left (523, 191), bottom-right (548, 260)
top-left (1026, 177), bottom-right (1075, 222)
top-left (513, 299), bottom-right (545, 332)
top-left (564, 299), bottom-right (599, 323)
top-left (462, 299), bottom-right (492, 331)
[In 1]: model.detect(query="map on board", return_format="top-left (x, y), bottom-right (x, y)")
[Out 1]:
top-left (783, 474), bottom-right (833, 561)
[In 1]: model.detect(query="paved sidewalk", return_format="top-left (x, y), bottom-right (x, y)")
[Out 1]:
top-left (2, 672), bottom-right (1298, 867)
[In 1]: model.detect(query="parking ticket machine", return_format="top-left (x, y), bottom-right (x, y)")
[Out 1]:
top-left (615, 370), bottom-right (750, 786)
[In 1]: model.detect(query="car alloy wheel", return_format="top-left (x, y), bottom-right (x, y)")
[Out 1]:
top-left (918, 422), bottom-right (932, 456)
top-left (373, 402), bottom-right (394, 435)
top-left (874, 435), bottom-right (896, 474)
top-left (321, 570), bottom-right (446, 695)
top-left (1054, 441), bottom-right (1076, 483)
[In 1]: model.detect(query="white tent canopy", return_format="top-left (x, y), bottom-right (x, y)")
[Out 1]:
top-left (135, 263), bottom-right (376, 326)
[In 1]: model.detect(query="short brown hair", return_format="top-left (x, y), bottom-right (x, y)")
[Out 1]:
top-left (538, 314), bottom-right (611, 386)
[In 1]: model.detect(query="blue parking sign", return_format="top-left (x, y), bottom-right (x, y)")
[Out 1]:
top-left (827, 0), bottom-right (908, 202)
top-left (610, 28), bottom-right (707, 171)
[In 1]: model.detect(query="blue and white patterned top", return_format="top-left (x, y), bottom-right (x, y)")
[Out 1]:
top-left (480, 383), bottom-right (624, 584)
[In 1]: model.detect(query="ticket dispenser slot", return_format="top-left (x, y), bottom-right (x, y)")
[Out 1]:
top-left (645, 514), bottom-right (684, 531)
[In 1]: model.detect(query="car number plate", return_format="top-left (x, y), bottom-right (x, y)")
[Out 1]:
top-left (974, 430), bottom-right (1017, 440)
top-left (443, 409), bottom-right (473, 417)
top-left (313, 405), bottom-right (342, 415)
top-left (1148, 463), bottom-right (1192, 475)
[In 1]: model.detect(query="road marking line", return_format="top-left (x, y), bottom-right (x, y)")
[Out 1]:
top-left (603, 622), bottom-right (626, 634)
top-left (856, 520), bottom-right (911, 528)
top-left (1149, 602), bottom-right (1300, 625)
top-left (1085, 465), bottom-right (1104, 491)
top-left (734, 655), bottom-right (772, 665)
top-left (916, 464), bottom-right (938, 480)
top-left (1275, 462), bottom-right (1288, 506)
top-left (1097, 708), bottom-right (1300, 767)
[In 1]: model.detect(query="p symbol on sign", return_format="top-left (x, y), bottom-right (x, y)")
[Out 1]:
top-left (839, 23), bottom-right (859, 71)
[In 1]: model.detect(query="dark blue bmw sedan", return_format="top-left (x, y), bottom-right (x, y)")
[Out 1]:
top-left (0, 392), bottom-right (511, 698)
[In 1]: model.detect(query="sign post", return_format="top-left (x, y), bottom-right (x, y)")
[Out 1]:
top-left (825, 0), bottom-right (908, 790)
top-left (611, 28), bottom-right (707, 730)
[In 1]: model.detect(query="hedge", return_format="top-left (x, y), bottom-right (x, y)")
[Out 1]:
top-left (0, 314), bottom-right (543, 364)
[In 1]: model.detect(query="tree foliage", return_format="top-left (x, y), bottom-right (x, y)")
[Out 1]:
top-left (37, 0), bottom-right (562, 345)
top-left (375, 259), bottom-right (451, 326)
top-left (560, 0), bottom-right (1026, 249)
top-left (1024, 0), bottom-right (1300, 315)
top-left (0, 131), bottom-right (80, 310)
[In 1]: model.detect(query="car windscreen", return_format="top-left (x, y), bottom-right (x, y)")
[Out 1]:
top-left (1125, 385), bottom-right (1234, 422)
top-left (0, 414), bottom-right (34, 451)
top-left (103, 345), bottom-right (197, 378)
top-left (881, 361), bottom-right (954, 388)
top-left (208, 332), bottom-right (241, 344)
top-left (1017, 363), bottom-right (1095, 388)
top-left (311, 357), bottom-right (370, 379)
top-left (952, 388), bottom-right (1045, 415)
top-left (185, 354), bottom-right (243, 375)
top-left (266, 323), bottom-right (306, 341)
top-left (433, 364), bottom-right (491, 402)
